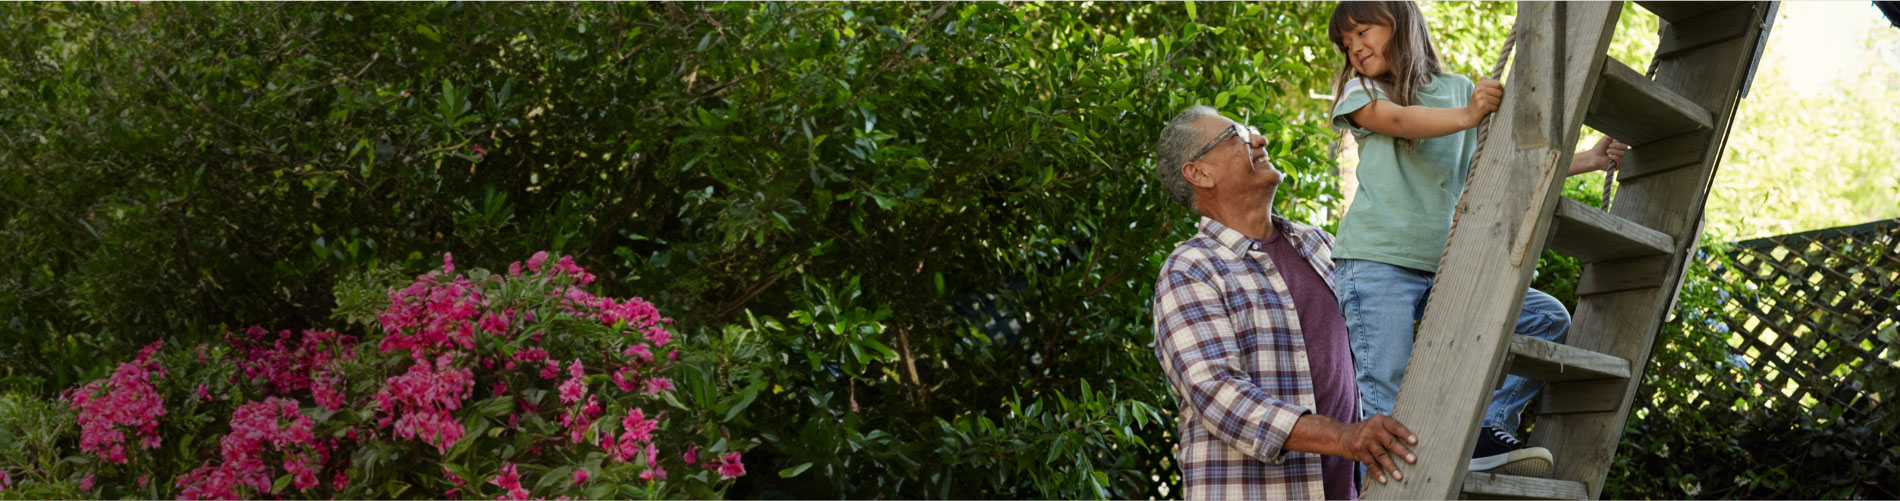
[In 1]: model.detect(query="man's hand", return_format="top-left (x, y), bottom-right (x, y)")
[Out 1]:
top-left (1464, 76), bottom-right (1503, 128)
top-left (1569, 135), bottom-right (1630, 175)
top-left (1336, 414), bottom-right (1417, 484)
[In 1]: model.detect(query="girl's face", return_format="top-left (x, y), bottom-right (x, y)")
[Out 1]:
top-left (1340, 21), bottom-right (1394, 79)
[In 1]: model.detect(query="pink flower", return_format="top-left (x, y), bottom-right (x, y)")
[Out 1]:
top-left (612, 368), bottom-right (638, 392)
top-left (443, 252), bottom-right (456, 274)
top-left (643, 325), bottom-right (673, 347)
top-left (572, 468), bottom-right (589, 485)
top-left (492, 382), bottom-right (508, 395)
top-left (333, 471), bottom-right (349, 491)
top-left (638, 443), bottom-right (666, 481)
top-left (312, 370), bottom-right (346, 411)
top-left (558, 376), bottom-right (586, 405)
top-left (642, 377), bottom-right (674, 396)
top-left (1, 469), bottom-right (12, 491)
top-left (620, 407), bottom-right (658, 444)
top-left (480, 313), bottom-right (509, 334)
top-left (639, 464), bottom-right (666, 482)
top-left (80, 474), bottom-right (95, 492)
top-left (527, 251), bottom-right (549, 273)
top-left (621, 345), bottom-right (653, 364)
top-left (470, 144), bottom-right (488, 156)
top-left (513, 347), bottom-right (548, 363)
top-left (715, 452), bottom-right (746, 479)
top-left (489, 463), bottom-right (529, 500)
top-left (683, 444), bottom-right (699, 465)
top-left (509, 261), bottom-right (522, 277)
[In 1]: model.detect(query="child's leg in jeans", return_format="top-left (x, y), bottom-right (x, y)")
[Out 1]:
top-left (1334, 259), bottom-right (1435, 421)
top-left (1483, 288), bottom-right (1571, 432)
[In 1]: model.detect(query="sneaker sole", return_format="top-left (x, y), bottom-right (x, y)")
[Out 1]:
top-left (1469, 446), bottom-right (1554, 477)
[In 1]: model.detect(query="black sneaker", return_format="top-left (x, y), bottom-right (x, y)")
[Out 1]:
top-left (1469, 426), bottom-right (1553, 477)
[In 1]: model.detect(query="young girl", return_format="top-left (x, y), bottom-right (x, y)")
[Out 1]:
top-left (1324, 1), bottom-right (1627, 478)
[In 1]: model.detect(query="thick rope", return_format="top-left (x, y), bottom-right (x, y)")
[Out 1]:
top-left (1422, 25), bottom-right (1520, 320)
top-left (1464, 29), bottom-right (1519, 174)
top-left (1408, 24), bottom-right (1530, 385)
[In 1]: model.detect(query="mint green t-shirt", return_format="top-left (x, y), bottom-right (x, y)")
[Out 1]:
top-left (1329, 73), bottom-right (1480, 272)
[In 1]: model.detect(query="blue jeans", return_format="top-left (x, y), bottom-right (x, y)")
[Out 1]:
top-left (1333, 258), bottom-right (1570, 433)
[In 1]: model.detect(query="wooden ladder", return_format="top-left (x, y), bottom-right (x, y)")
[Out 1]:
top-left (1363, 2), bottom-right (1775, 499)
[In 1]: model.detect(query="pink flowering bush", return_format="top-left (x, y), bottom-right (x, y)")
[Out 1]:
top-left (68, 341), bottom-right (168, 466)
top-left (22, 252), bottom-right (752, 499)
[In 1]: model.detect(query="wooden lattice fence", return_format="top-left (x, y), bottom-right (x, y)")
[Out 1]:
top-left (1612, 218), bottom-right (1900, 497)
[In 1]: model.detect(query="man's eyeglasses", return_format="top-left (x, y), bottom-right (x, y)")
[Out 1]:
top-left (1189, 123), bottom-right (1262, 163)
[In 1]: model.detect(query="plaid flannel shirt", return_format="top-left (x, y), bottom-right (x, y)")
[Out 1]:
top-left (1153, 216), bottom-right (1341, 500)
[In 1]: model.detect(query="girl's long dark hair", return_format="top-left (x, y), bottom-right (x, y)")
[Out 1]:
top-left (1327, 1), bottom-right (1445, 148)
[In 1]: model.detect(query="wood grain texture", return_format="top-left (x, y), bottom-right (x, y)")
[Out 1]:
top-left (1576, 254), bottom-right (1671, 296)
top-left (1462, 472), bottom-right (1591, 500)
top-left (1547, 197), bottom-right (1675, 263)
top-left (1504, 335), bottom-right (1632, 383)
top-left (1584, 58), bottom-right (1713, 147)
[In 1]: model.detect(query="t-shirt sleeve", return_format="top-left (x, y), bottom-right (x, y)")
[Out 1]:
top-left (1329, 78), bottom-right (1388, 134)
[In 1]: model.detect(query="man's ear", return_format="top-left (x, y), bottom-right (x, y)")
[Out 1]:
top-left (1182, 161), bottom-right (1215, 189)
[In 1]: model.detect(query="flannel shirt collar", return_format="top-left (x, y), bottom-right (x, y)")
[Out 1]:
top-left (1198, 215), bottom-right (1301, 255)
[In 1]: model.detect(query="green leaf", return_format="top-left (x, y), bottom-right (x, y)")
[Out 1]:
top-left (722, 382), bottom-right (762, 423)
top-left (472, 395), bottom-right (513, 418)
top-left (778, 462), bottom-right (814, 478)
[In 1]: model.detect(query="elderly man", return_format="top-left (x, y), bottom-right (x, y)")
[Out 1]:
top-left (1151, 106), bottom-right (1417, 500)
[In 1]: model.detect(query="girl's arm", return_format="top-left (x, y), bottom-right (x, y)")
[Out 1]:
top-left (1348, 76), bottom-right (1503, 140)
top-left (1567, 136), bottom-right (1630, 176)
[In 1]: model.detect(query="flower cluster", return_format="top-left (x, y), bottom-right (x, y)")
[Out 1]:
top-left (69, 341), bottom-right (167, 464)
top-left (45, 251), bottom-right (750, 499)
top-left (373, 353), bottom-right (475, 454)
top-left (488, 463), bottom-right (529, 500)
top-left (377, 253), bottom-right (486, 363)
top-left (226, 326), bottom-right (356, 399)
top-left (175, 397), bottom-right (325, 499)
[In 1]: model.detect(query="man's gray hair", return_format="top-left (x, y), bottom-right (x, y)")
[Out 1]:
top-left (1154, 105), bottom-right (1220, 210)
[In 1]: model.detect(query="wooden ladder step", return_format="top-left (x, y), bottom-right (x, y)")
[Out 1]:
top-left (1584, 57), bottom-right (1713, 147)
top-left (1546, 198), bottom-right (1675, 263)
top-left (1635, 1), bottom-right (1745, 25)
top-left (1505, 335), bottom-right (1632, 383)
top-left (1576, 255), bottom-right (1673, 296)
top-left (1462, 472), bottom-right (1589, 500)
top-left (1654, 3), bottom-right (1759, 59)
